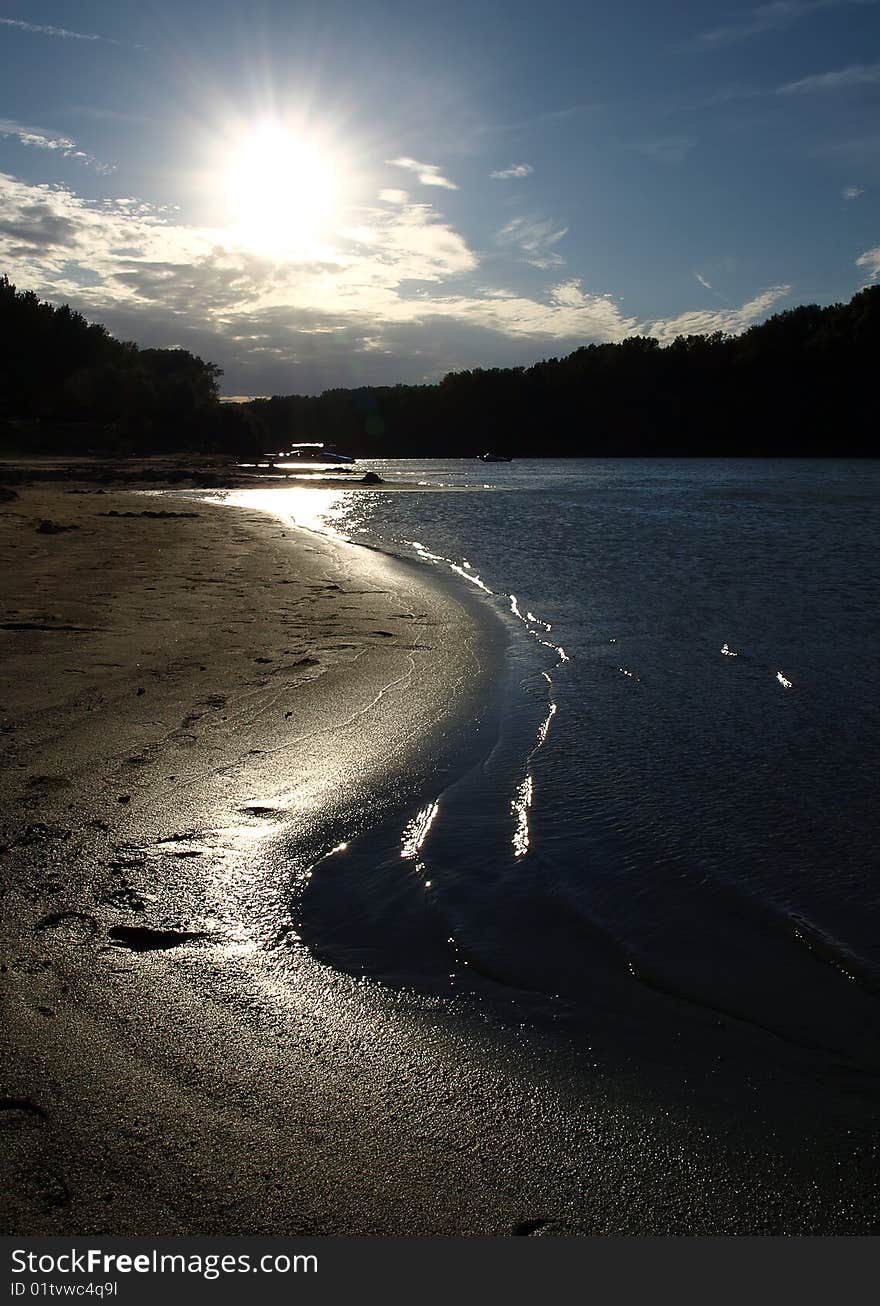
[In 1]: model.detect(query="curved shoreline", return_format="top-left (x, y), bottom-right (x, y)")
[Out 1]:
top-left (0, 480), bottom-right (527, 1235)
top-left (4, 481), bottom-right (879, 1235)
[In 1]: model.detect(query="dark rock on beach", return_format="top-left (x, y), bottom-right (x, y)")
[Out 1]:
top-left (107, 925), bottom-right (209, 951)
top-left (98, 509), bottom-right (201, 519)
top-left (35, 519), bottom-right (79, 534)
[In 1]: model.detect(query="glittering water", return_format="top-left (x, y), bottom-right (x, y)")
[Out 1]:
top-left (239, 460), bottom-right (880, 1068)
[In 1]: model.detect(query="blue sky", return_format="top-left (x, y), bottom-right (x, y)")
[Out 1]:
top-left (1, 0), bottom-right (878, 395)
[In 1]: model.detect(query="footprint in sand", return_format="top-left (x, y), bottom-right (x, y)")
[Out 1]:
top-left (107, 925), bottom-right (210, 952)
top-left (512, 1219), bottom-right (553, 1236)
top-left (239, 804), bottom-right (284, 820)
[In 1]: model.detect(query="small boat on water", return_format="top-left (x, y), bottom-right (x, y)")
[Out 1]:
top-left (478, 452), bottom-right (512, 462)
top-left (265, 443), bottom-right (356, 464)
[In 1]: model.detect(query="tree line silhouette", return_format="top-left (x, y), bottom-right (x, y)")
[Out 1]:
top-left (2, 273), bottom-right (877, 458)
top-left (0, 275), bottom-right (257, 456)
top-left (250, 286), bottom-right (878, 457)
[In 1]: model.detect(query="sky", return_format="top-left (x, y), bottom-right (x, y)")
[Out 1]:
top-left (1, 0), bottom-right (878, 396)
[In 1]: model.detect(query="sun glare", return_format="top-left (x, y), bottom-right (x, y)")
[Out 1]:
top-left (222, 120), bottom-right (344, 256)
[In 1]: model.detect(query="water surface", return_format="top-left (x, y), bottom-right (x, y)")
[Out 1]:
top-left (233, 460), bottom-right (880, 1085)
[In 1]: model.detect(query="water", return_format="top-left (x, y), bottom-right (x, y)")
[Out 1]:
top-left (237, 460), bottom-right (880, 1078)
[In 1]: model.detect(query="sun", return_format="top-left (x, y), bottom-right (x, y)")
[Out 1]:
top-left (221, 120), bottom-right (344, 256)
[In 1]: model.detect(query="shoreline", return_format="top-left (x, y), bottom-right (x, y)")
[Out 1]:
top-left (3, 478), bottom-right (879, 1235)
top-left (0, 480), bottom-right (512, 1234)
top-left (0, 453), bottom-right (492, 495)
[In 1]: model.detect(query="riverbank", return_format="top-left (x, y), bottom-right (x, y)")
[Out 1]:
top-left (0, 482), bottom-right (512, 1233)
top-left (2, 479), bottom-right (878, 1236)
top-left (0, 452), bottom-right (389, 492)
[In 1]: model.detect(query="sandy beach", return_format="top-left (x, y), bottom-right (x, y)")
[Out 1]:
top-left (2, 476), bottom-right (877, 1237)
top-left (0, 480), bottom-right (518, 1234)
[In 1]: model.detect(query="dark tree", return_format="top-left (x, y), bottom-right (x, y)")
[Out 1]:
top-left (3, 274), bottom-right (878, 458)
top-left (0, 276), bottom-right (254, 457)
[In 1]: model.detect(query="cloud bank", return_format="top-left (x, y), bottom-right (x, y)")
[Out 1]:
top-left (0, 172), bottom-right (795, 393)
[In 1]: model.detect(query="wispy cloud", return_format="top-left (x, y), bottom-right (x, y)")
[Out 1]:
top-left (843, 185), bottom-right (865, 199)
top-left (486, 103), bottom-right (594, 137)
top-left (0, 118), bottom-right (114, 173)
top-left (496, 215), bottom-right (568, 268)
top-left (491, 163), bottom-right (534, 180)
top-left (777, 61), bottom-right (880, 93)
top-left (0, 119), bottom-right (75, 152)
top-left (645, 286), bottom-right (792, 342)
top-left (707, 57), bottom-right (880, 105)
top-left (856, 246), bottom-right (880, 280)
top-left (0, 15), bottom-right (122, 44)
top-left (378, 189), bottom-right (409, 204)
top-left (387, 156), bottom-right (458, 190)
top-left (695, 272), bottom-right (714, 290)
top-left (699, 0), bottom-right (878, 46)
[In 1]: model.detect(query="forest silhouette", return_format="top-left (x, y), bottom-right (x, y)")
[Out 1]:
top-left (2, 273), bottom-right (877, 458)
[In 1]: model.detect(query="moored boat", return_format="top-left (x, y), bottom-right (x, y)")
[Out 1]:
top-left (265, 443), bottom-right (356, 464)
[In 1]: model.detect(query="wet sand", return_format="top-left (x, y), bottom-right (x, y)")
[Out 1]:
top-left (0, 482), bottom-right (507, 1232)
top-left (2, 482), bottom-right (877, 1236)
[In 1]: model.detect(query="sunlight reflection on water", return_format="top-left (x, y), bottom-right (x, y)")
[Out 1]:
top-left (192, 461), bottom-right (880, 1060)
top-left (217, 486), bottom-right (356, 539)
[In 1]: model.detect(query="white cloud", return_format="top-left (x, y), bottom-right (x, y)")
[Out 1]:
top-left (843, 185), bottom-right (865, 200)
top-left (778, 62), bottom-right (880, 94)
top-left (496, 216), bottom-right (568, 268)
top-left (0, 174), bottom-right (476, 320)
top-left (0, 118), bottom-right (113, 172)
top-left (550, 278), bottom-right (590, 307)
top-left (856, 246), bottom-right (880, 280)
top-left (700, 0), bottom-right (878, 46)
top-left (695, 272), bottom-right (714, 290)
top-left (0, 15), bottom-right (122, 44)
top-left (419, 286), bottom-right (637, 343)
top-left (0, 172), bottom-right (628, 386)
top-left (645, 286), bottom-right (792, 342)
top-left (378, 188), bottom-right (409, 204)
top-left (387, 156), bottom-right (458, 190)
top-left (0, 174), bottom-right (223, 289)
top-left (491, 163), bottom-right (534, 180)
top-left (0, 119), bottom-right (75, 152)
top-left (341, 203), bottom-right (478, 282)
top-left (0, 172), bottom-right (796, 392)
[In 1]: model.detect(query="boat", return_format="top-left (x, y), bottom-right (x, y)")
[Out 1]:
top-left (313, 449), bottom-right (356, 464)
top-left (478, 453), bottom-right (512, 462)
top-left (265, 443), bottom-right (356, 464)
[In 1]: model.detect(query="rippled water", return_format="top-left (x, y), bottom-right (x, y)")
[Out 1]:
top-left (233, 460), bottom-right (880, 1070)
